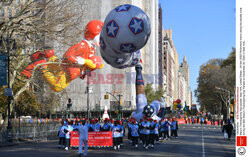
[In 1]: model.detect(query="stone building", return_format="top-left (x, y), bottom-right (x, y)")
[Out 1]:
top-left (162, 28), bottom-right (192, 109)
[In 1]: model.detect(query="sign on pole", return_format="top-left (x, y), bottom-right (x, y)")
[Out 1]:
top-left (5, 88), bottom-right (12, 96)
top-left (0, 54), bottom-right (7, 86)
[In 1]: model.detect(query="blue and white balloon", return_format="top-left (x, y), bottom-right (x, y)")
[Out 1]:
top-left (100, 4), bottom-right (150, 69)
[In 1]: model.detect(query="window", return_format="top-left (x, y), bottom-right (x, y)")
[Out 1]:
top-left (16, 0), bottom-right (20, 5)
top-left (1, 9), bottom-right (4, 17)
top-left (8, 9), bottom-right (12, 18)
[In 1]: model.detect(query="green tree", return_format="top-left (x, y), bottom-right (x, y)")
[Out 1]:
top-left (145, 84), bottom-right (164, 104)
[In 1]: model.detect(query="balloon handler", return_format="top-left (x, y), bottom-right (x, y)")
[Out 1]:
top-left (21, 20), bottom-right (104, 92)
top-left (131, 62), bottom-right (166, 122)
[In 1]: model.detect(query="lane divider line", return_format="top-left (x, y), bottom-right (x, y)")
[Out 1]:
top-left (202, 126), bottom-right (205, 157)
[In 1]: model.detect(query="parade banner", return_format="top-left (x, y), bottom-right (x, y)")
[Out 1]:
top-left (70, 131), bottom-right (113, 148)
top-left (178, 119), bottom-right (186, 124)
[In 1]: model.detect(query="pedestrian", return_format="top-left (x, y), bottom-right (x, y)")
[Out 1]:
top-left (58, 121), bottom-right (66, 148)
top-left (222, 121), bottom-right (228, 139)
top-left (191, 117), bottom-right (194, 124)
top-left (119, 120), bottom-right (124, 145)
top-left (149, 118), bottom-right (155, 148)
top-left (72, 120), bottom-right (79, 131)
top-left (197, 116), bottom-right (200, 124)
top-left (153, 120), bottom-right (159, 144)
top-left (111, 120), bottom-right (122, 150)
top-left (101, 118), bottom-right (110, 131)
top-left (222, 120), bottom-right (234, 140)
top-left (130, 120), bottom-right (139, 148)
top-left (141, 117), bottom-right (150, 149)
top-left (64, 121), bottom-right (73, 150)
top-left (200, 117), bottom-right (204, 125)
top-left (89, 119), bottom-right (101, 131)
top-left (159, 120), bottom-right (164, 140)
top-left (171, 118), bottom-right (178, 139)
top-left (78, 120), bottom-right (88, 157)
top-left (138, 119), bottom-right (144, 144)
top-left (127, 119), bottom-right (132, 143)
top-left (164, 119), bottom-right (171, 140)
top-left (94, 119), bottom-right (101, 131)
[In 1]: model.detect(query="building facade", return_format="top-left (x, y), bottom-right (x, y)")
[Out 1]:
top-left (162, 28), bottom-right (192, 109)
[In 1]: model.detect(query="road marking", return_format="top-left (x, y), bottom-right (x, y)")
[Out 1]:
top-left (202, 127), bottom-right (205, 157)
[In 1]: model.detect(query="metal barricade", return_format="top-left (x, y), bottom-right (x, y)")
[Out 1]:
top-left (0, 121), bottom-right (60, 145)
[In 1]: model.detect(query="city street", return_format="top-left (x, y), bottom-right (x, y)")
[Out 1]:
top-left (0, 124), bottom-right (235, 157)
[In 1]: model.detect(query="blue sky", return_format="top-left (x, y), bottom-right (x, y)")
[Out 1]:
top-left (159, 0), bottom-right (236, 105)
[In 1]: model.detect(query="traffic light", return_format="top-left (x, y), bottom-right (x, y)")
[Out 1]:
top-left (104, 94), bottom-right (110, 99)
top-left (68, 98), bottom-right (71, 103)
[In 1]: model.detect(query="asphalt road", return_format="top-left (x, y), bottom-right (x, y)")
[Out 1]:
top-left (0, 124), bottom-right (235, 157)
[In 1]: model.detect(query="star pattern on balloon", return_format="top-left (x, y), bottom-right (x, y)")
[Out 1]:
top-left (115, 4), bottom-right (131, 12)
top-left (115, 58), bottom-right (126, 64)
top-left (129, 18), bottom-right (144, 35)
top-left (120, 43), bottom-right (136, 53)
top-left (106, 20), bottom-right (119, 37)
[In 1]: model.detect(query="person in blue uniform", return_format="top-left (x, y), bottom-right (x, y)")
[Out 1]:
top-left (58, 121), bottom-right (66, 148)
top-left (102, 118), bottom-right (110, 131)
top-left (154, 120), bottom-right (159, 144)
top-left (78, 120), bottom-right (88, 157)
top-left (130, 120), bottom-right (139, 148)
top-left (64, 121), bottom-right (73, 150)
top-left (164, 119), bottom-right (171, 140)
top-left (149, 118), bottom-right (155, 148)
top-left (111, 120), bottom-right (122, 150)
top-left (127, 119), bottom-right (133, 143)
top-left (141, 117), bottom-right (150, 149)
top-left (171, 118), bottom-right (178, 138)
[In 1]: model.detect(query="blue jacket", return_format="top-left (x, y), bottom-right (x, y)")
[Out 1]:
top-left (131, 124), bottom-right (139, 137)
top-left (171, 121), bottom-right (178, 130)
top-left (150, 122), bottom-right (156, 134)
top-left (58, 126), bottom-right (65, 137)
top-left (141, 121), bottom-right (150, 135)
top-left (111, 125), bottom-right (121, 138)
top-left (164, 121), bottom-right (171, 131)
top-left (102, 123), bottom-right (110, 131)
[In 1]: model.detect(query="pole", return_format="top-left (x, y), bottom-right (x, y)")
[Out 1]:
top-left (86, 69), bottom-right (90, 120)
top-left (117, 94), bottom-right (122, 120)
top-left (228, 91), bottom-right (230, 120)
top-left (7, 38), bottom-right (11, 131)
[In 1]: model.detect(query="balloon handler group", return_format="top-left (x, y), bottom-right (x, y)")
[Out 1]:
top-left (21, 4), bottom-right (177, 156)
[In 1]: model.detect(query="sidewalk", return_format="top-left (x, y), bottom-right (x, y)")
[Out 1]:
top-left (0, 136), bottom-right (58, 148)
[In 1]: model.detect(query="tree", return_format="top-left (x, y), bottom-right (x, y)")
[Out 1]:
top-left (0, 0), bottom-right (85, 121)
top-left (145, 84), bottom-right (164, 104)
top-left (195, 49), bottom-right (236, 117)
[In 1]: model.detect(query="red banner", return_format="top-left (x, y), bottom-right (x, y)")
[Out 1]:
top-left (70, 131), bottom-right (113, 147)
top-left (178, 119), bottom-right (186, 124)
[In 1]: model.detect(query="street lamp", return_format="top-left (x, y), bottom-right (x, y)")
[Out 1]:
top-left (105, 90), bottom-right (122, 120)
top-left (0, 35), bottom-right (16, 136)
top-left (85, 69), bottom-right (93, 120)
